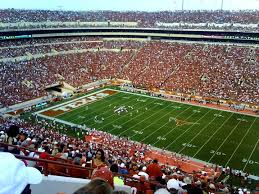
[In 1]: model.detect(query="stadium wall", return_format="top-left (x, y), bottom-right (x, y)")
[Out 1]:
top-left (31, 175), bottom-right (132, 194)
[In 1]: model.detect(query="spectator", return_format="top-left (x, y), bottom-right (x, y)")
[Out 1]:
top-left (91, 167), bottom-right (114, 189)
top-left (138, 166), bottom-right (149, 181)
top-left (0, 9), bottom-right (258, 31)
top-left (129, 163), bottom-right (139, 176)
top-left (0, 152), bottom-right (42, 194)
top-left (182, 176), bottom-right (203, 194)
top-left (5, 125), bottom-right (19, 145)
top-left (4, 125), bottom-right (19, 153)
top-left (92, 149), bottom-right (107, 169)
top-left (167, 178), bottom-right (184, 194)
top-left (73, 179), bottom-right (113, 194)
top-left (146, 159), bottom-right (163, 181)
top-left (110, 163), bottom-right (125, 186)
top-left (119, 163), bottom-right (128, 175)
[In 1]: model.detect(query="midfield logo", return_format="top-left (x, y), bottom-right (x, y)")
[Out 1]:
top-left (169, 117), bottom-right (199, 126)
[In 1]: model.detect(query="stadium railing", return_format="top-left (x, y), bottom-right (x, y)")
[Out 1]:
top-left (0, 142), bottom-right (165, 193)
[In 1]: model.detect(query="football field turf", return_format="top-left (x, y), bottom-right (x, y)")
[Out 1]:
top-left (38, 89), bottom-right (259, 176)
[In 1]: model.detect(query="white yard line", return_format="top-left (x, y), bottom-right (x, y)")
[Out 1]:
top-left (164, 109), bottom-right (212, 150)
top-left (58, 92), bottom-right (126, 121)
top-left (110, 89), bottom-right (258, 118)
top-left (80, 95), bottom-right (154, 128)
top-left (242, 137), bottom-right (259, 171)
top-left (178, 110), bottom-right (223, 154)
top-left (207, 116), bottom-right (244, 162)
top-left (140, 106), bottom-right (192, 142)
top-left (225, 117), bottom-right (258, 166)
top-left (130, 104), bottom-right (190, 139)
top-left (35, 114), bottom-right (88, 130)
top-left (34, 89), bottom-right (259, 178)
top-left (94, 96), bottom-right (158, 132)
top-left (35, 91), bottom-right (150, 129)
top-left (106, 99), bottom-right (164, 134)
top-left (192, 112), bottom-right (234, 158)
top-left (72, 93), bottom-right (138, 124)
top-left (36, 88), bottom-right (258, 118)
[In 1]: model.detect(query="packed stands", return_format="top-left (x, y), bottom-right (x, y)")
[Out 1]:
top-left (0, 9), bottom-right (258, 31)
top-left (0, 7), bottom-right (258, 194)
top-left (1, 37), bottom-right (257, 107)
top-left (122, 41), bottom-right (258, 104)
top-left (0, 38), bottom-right (142, 106)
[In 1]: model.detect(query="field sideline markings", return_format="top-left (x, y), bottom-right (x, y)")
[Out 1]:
top-left (207, 115), bottom-right (245, 162)
top-left (36, 88), bottom-right (258, 118)
top-left (106, 98), bottom-right (168, 134)
top-left (163, 108), bottom-right (212, 150)
top-left (242, 130), bottom-right (259, 171)
top-left (74, 93), bottom-right (137, 124)
top-left (59, 95), bottom-right (119, 121)
top-left (192, 112), bottom-right (234, 158)
top-left (225, 117), bottom-right (258, 166)
top-left (58, 92), bottom-right (126, 121)
top-left (79, 94), bottom-right (156, 129)
top-left (67, 93), bottom-right (137, 125)
top-left (35, 88), bottom-right (259, 176)
top-left (36, 91), bottom-right (154, 130)
top-left (109, 89), bottom-right (258, 118)
top-left (36, 91), bottom-right (119, 122)
top-left (178, 110), bottom-right (223, 154)
top-left (36, 92), bottom-right (134, 129)
top-left (139, 106), bottom-right (193, 142)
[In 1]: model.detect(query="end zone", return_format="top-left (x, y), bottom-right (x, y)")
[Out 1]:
top-left (35, 89), bottom-right (117, 118)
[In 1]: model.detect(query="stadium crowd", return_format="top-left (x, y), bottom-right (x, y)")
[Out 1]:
top-left (0, 38), bottom-right (142, 106)
top-left (126, 42), bottom-right (258, 104)
top-left (0, 38), bottom-right (257, 107)
top-left (0, 117), bottom-right (253, 194)
top-left (0, 9), bottom-right (258, 31)
top-left (0, 7), bottom-right (258, 194)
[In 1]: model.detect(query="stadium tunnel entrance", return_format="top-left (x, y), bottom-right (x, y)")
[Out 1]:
top-left (45, 82), bottom-right (75, 98)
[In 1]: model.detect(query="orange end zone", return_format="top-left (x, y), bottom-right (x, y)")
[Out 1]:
top-left (40, 89), bottom-right (117, 117)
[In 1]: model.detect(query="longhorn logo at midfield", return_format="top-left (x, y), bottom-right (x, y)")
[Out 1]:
top-left (169, 117), bottom-right (199, 126)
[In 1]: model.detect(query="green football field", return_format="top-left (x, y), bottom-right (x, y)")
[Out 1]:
top-left (41, 89), bottom-right (259, 176)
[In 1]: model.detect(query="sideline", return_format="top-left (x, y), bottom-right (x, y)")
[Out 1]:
top-left (34, 88), bottom-right (259, 179)
top-left (114, 88), bottom-right (258, 118)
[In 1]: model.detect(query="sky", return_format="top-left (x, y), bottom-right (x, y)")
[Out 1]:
top-left (0, 0), bottom-right (258, 11)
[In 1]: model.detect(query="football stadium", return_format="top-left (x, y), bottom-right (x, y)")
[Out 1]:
top-left (0, 0), bottom-right (258, 194)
